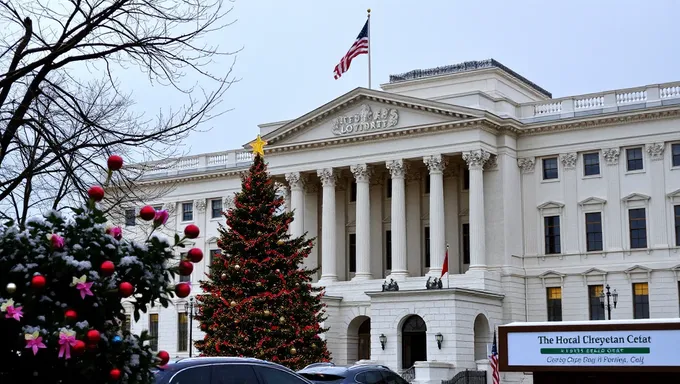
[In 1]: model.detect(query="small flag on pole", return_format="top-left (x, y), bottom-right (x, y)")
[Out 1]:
top-left (333, 19), bottom-right (369, 80)
top-left (440, 245), bottom-right (449, 279)
top-left (490, 330), bottom-right (500, 384)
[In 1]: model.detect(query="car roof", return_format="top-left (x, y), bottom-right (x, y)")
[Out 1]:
top-left (298, 363), bottom-right (392, 376)
top-left (159, 356), bottom-right (297, 372)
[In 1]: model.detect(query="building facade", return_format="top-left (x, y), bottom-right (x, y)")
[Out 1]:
top-left (121, 60), bottom-right (680, 384)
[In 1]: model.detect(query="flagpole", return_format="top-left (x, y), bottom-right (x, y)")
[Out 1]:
top-left (367, 8), bottom-right (371, 89)
top-left (446, 243), bottom-right (450, 289)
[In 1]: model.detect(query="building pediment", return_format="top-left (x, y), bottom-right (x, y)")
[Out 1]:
top-left (578, 197), bottom-right (607, 207)
top-left (260, 87), bottom-right (484, 148)
top-left (621, 193), bottom-right (650, 202)
top-left (667, 189), bottom-right (680, 203)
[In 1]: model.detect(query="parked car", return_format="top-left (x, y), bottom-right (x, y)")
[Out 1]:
top-left (297, 362), bottom-right (409, 384)
top-left (153, 356), bottom-right (314, 384)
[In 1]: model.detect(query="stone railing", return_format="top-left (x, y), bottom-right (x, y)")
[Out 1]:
top-left (521, 81), bottom-right (680, 120)
top-left (137, 150), bottom-right (254, 179)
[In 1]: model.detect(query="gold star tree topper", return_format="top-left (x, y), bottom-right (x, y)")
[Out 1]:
top-left (250, 135), bottom-right (267, 157)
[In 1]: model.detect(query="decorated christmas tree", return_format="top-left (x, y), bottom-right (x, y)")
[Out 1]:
top-left (195, 136), bottom-right (331, 370)
top-left (0, 156), bottom-right (202, 383)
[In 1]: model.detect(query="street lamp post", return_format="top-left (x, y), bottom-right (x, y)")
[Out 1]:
top-left (182, 297), bottom-right (196, 357)
top-left (599, 284), bottom-right (618, 320)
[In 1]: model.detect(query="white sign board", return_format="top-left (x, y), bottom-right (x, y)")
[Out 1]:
top-left (506, 330), bottom-right (680, 367)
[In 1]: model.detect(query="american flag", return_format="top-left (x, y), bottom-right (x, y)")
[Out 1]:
top-left (333, 19), bottom-right (369, 80)
top-left (490, 330), bottom-right (500, 384)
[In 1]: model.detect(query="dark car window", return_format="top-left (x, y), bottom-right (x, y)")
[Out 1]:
top-left (212, 364), bottom-right (260, 384)
top-left (255, 366), bottom-right (308, 384)
top-left (381, 371), bottom-right (408, 384)
top-left (170, 366), bottom-right (211, 384)
top-left (298, 373), bottom-right (345, 383)
top-left (356, 370), bottom-right (386, 384)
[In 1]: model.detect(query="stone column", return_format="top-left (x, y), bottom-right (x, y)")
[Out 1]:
top-left (646, 143), bottom-right (669, 248)
top-left (602, 148), bottom-right (622, 251)
top-left (351, 164), bottom-right (372, 280)
top-left (317, 168), bottom-right (338, 283)
top-left (423, 155), bottom-right (447, 276)
top-left (463, 150), bottom-right (490, 270)
top-left (560, 153), bottom-right (579, 254)
top-left (285, 172), bottom-right (305, 237)
top-left (386, 159), bottom-right (409, 279)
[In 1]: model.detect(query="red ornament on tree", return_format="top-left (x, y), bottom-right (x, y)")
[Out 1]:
top-left (184, 224), bottom-right (200, 239)
top-left (187, 248), bottom-right (203, 263)
top-left (139, 205), bottom-right (156, 221)
top-left (107, 155), bottom-right (124, 171)
top-left (178, 260), bottom-right (193, 276)
top-left (31, 275), bottom-right (46, 289)
top-left (109, 368), bottom-right (121, 380)
top-left (88, 186), bottom-right (105, 202)
top-left (175, 282), bottom-right (191, 298)
top-left (73, 340), bottom-right (86, 355)
top-left (65, 309), bottom-right (77, 321)
top-left (157, 350), bottom-right (170, 366)
top-left (119, 282), bottom-right (134, 297)
top-left (100, 261), bottom-right (115, 276)
top-left (87, 329), bottom-right (101, 344)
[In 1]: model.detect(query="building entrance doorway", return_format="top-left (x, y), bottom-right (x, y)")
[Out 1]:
top-left (357, 318), bottom-right (370, 361)
top-left (401, 315), bottom-right (427, 369)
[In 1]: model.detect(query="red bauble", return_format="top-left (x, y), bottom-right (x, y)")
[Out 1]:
top-left (110, 368), bottom-right (122, 380)
top-left (101, 261), bottom-right (115, 276)
top-left (175, 282), bottom-right (191, 298)
top-left (107, 155), bottom-right (124, 171)
top-left (87, 329), bottom-right (101, 343)
top-left (65, 309), bottom-right (77, 321)
top-left (184, 224), bottom-right (200, 239)
top-left (31, 275), bottom-right (46, 289)
top-left (187, 248), bottom-right (203, 263)
top-left (88, 186), bottom-right (105, 202)
top-left (119, 282), bottom-right (134, 297)
top-left (178, 261), bottom-right (194, 276)
top-left (73, 340), bottom-right (86, 354)
top-left (157, 350), bottom-right (170, 366)
top-left (139, 205), bottom-right (156, 221)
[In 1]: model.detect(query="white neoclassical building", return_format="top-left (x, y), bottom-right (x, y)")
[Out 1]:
top-left (121, 59), bottom-right (680, 384)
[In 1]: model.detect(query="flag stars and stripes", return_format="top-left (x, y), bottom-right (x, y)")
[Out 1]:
top-left (333, 20), bottom-right (369, 80)
top-left (490, 330), bottom-right (501, 384)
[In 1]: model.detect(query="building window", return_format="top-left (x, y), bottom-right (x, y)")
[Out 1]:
top-left (424, 226), bottom-right (431, 268)
top-left (542, 158), bottom-right (558, 180)
top-left (385, 230), bottom-right (392, 270)
top-left (629, 208), bottom-right (647, 249)
top-left (350, 182), bottom-right (357, 202)
top-left (348, 233), bottom-right (356, 273)
top-left (182, 202), bottom-right (193, 222)
top-left (585, 212), bottom-right (603, 252)
top-left (209, 249), bottom-right (221, 267)
top-left (583, 152), bottom-right (600, 176)
top-left (544, 216), bottom-right (561, 254)
top-left (122, 313), bottom-right (131, 333)
top-left (425, 175), bottom-right (431, 194)
top-left (589, 285), bottom-right (605, 320)
top-left (386, 180), bottom-right (392, 199)
top-left (632, 283), bottom-right (649, 319)
top-left (626, 147), bottom-right (643, 171)
top-left (674, 205), bottom-right (680, 246)
top-left (672, 143), bottom-right (680, 167)
top-left (179, 253), bottom-right (190, 282)
top-left (211, 199), bottom-right (222, 219)
top-left (125, 209), bottom-right (136, 227)
top-left (149, 314), bottom-right (159, 351)
top-left (153, 205), bottom-right (163, 211)
top-left (546, 287), bottom-right (562, 321)
top-left (177, 312), bottom-right (188, 352)
top-left (462, 223), bottom-right (470, 264)
top-left (463, 168), bottom-right (470, 190)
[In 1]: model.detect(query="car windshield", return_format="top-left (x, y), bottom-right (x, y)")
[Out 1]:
top-left (299, 373), bottom-right (346, 383)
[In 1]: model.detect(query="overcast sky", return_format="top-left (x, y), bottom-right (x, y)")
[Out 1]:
top-left (142, 0), bottom-right (680, 156)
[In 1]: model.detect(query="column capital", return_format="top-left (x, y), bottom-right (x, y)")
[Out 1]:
top-left (646, 142), bottom-right (665, 161)
top-left (602, 148), bottom-right (620, 166)
top-left (423, 154), bottom-right (447, 173)
top-left (559, 153), bottom-right (577, 170)
top-left (386, 159), bottom-right (409, 179)
top-left (517, 157), bottom-right (536, 174)
top-left (223, 195), bottom-right (235, 209)
top-left (483, 155), bottom-right (498, 171)
top-left (285, 172), bottom-right (306, 190)
top-left (350, 164), bottom-right (373, 183)
top-left (463, 149), bottom-right (491, 171)
top-left (317, 168), bottom-right (338, 187)
top-left (194, 199), bottom-right (207, 213)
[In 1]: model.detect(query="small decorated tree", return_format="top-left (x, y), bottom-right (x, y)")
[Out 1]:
top-left (195, 136), bottom-right (331, 370)
top-left (0, 156), bottom-right (202, 384)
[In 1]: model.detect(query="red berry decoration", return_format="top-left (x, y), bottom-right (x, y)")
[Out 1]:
top-left (65, 309), bottom-right (77, 321)
top-left (87, 329), bottom-right (101, 344)
top-left (107, 155), bottom-right (124, 171)
top-left (88, 186), bottom-right (105, 202)
top-left (175, 282), bottom-right (191, 298)
top-left (158, 350), bottom-right (170, 366)
top-left (109, 368), bottom-right (121, 380)
top-left (178, 260), bottom-right (193, 276)
top-left (184, 224), bottom-right (200, 239)
top-left (119, 282), bottom-right (134, 298)
top-left (100, 261), bottom-right (115, 276)
top-left (139, 205), bottom-right (156, 221)
top-left (73, 340), bottom-right (86, 355)
top-left (31, 275), bottom-right (46, 289)
top-left (187, 248), bottom-right (203, 263)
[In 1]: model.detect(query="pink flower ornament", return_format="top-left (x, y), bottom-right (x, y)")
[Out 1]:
top-left (25, 331), bottom-right (46, 355)
top-left (58, 329), bottom-right (77, 359)
top-left (47, 233), bottom-right (65, 249)
top-left (71, 275), bottom-right (94, 299)
top-left (1, 299), bottom-right (23, 321)
top-left (153, 209), bottom-right (169, 227)
top-left (107, 226), bottom-right (123, 240)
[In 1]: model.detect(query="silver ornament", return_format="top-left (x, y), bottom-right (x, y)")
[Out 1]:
top-left (6, 283), bottom-right (16, 294)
